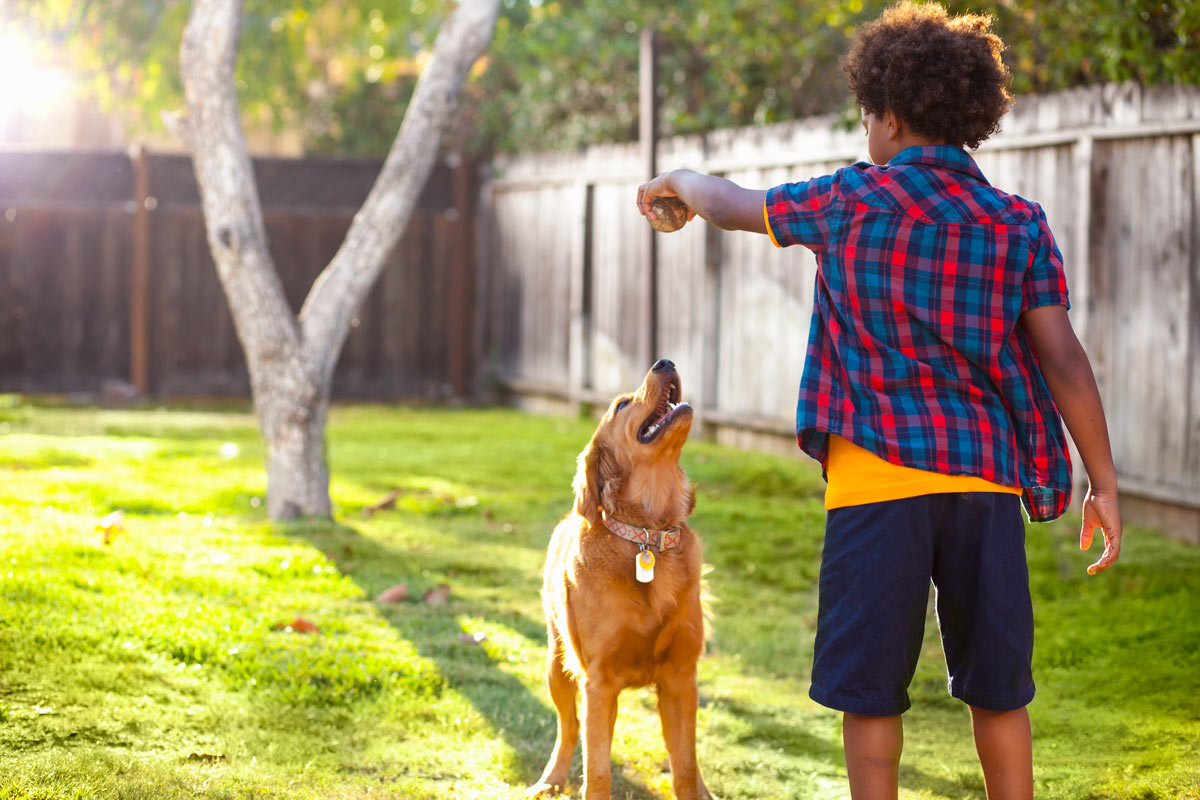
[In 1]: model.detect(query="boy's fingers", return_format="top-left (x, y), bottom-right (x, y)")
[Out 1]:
top-left (638, 185), bottom-right (663, 219)
top-left (1086, 529), bottom-right (1121, 575)
top-left (1087, 547), bottom-right (1115, 574)
top-left (637, 173), bottom-right (679, 218)
top-left (637, 183), bottom-right (658, 215)
top-left (1079, 523), bottom-right (1094, 551)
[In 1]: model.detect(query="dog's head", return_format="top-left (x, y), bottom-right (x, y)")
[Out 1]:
top-left (573, 360), bottom-right (695, 529)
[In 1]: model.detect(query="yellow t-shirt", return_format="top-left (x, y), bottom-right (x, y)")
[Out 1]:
top-left (825, 434), bottom-right (1022, 510)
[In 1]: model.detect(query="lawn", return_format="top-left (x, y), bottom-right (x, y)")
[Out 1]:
top-left (0, 399), bottom-right (1198, 800)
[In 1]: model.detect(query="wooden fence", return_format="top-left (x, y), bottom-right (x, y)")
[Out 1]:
top-left (0, 149), bottom-right (475, 400)
top-left (476, 83), bottom-right (1200, 542)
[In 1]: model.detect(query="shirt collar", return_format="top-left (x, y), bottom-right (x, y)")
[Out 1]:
top-left (878, 145), bottom-right (990, 184)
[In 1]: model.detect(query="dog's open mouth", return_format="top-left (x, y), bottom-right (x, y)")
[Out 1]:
top-left (638, 375), bottom-right (690, 444)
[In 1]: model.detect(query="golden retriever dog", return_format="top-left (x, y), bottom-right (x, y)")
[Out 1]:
top-left (528, 359), bottom-right (713, 800)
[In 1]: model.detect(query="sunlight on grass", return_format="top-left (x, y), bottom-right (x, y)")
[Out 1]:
top-left (0, 400), bottom-right (1198, 799)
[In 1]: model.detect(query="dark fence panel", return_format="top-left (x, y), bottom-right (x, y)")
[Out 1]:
top-left (0, 149), bottom-right (474, 400)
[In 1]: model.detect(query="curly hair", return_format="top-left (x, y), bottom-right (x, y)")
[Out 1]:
top-left (842, 2), bottom-right (1013, 149)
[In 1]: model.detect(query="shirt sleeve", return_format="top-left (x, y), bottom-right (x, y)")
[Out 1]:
top-left (1022, 204), bottom-right (1070, 311)
top-left (764, 172), bottom-right (839, 252)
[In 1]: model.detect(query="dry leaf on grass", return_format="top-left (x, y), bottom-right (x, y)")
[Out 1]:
top-left (186, 752), bottom-right (226, 763)
top-left (423, 584), bottom-right (451, 606)
top-left (272, 616), bottom-right (319, 634)
top-left (375, 583), bottom-right (409, 603)
top-left (362, 489), bottom-right (401, 517)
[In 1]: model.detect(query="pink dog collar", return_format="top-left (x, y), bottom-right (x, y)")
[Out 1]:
top-left (600, 509), bottom-right (681, 552)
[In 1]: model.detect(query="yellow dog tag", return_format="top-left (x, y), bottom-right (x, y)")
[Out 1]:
top-left (636, 549), bottom-right (655, 583)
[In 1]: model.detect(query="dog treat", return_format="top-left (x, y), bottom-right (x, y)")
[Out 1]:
top-left (648, 196), bottom-right (690, 233)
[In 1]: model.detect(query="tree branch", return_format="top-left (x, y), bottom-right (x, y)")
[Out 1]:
top-left (298, 0), bottom-right (500, 380)
top-left (180, 0), bottom-right (303, 389)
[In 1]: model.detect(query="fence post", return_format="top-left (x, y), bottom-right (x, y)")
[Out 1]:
top-left (568, 182), bottom-right (595, 412)
top-left (129, 145), bottom-right (152, 397)
top-left (639, 27), bottom-right (660, 364)
top-left (1072, 135), bottom-right (1094, 353)
top-left (700, 220), bottom-right (723, 439)
top-left (471, 174), bottom-right (495, 401)
top-left (447, 153), bottom-right (472, 399)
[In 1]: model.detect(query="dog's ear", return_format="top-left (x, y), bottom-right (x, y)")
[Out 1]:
top-left (574, 439), bottom-right (621, 526)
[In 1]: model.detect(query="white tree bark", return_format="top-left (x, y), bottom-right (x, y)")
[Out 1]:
top-left (179, 0), bottom-right (499, 520)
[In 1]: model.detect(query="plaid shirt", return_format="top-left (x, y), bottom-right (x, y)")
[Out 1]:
top-left (765, 145), bottom-right (1071, 522)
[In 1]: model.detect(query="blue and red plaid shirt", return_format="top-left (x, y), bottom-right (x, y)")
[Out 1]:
top-left (765, 145), bottom-right (1072, 522)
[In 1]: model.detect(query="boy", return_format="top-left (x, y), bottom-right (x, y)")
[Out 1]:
top-left (635, 3), bottom-right (1122, 799)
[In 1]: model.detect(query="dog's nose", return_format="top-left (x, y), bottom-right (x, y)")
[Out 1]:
top-left (652, 359), bottom-right (675, 373)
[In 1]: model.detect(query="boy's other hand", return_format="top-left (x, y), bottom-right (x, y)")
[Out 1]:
top-left (1080, 488), bottom-right (1122, 575)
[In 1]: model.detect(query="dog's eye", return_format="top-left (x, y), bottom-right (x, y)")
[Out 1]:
top-left (615, 398), bottom-right (630, 413)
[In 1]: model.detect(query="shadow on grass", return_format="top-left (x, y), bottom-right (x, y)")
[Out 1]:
top-left (714, 696), bottom-right (842, 763)
top-left (286, 519), bottom-right (660, 799)
top-left (902, 764), bottom-right (986, 799)
top-left (712, 695), bottom-right (988, 797)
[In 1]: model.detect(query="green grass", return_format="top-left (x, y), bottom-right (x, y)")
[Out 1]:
top-left (0, 400), bottom-right (1198, 800)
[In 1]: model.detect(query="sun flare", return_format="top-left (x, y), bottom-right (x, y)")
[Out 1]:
top-left (0, 26), bottom-right (74, 128)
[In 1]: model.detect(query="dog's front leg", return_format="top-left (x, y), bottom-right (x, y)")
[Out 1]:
top-left (528, 642), bottom-right (579, 797)
top-left (580, 674), bottom-right (620, 799)
top-left (657, 667), bottom-right (714, 800)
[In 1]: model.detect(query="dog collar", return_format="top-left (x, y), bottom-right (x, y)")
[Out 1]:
top-left (600, 509), bottom-right (681, 552)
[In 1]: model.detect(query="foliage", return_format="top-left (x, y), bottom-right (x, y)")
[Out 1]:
top-left (8, 0), bottom-right (453, 155)
top-left (7, 0), bottom-right (1200, 157)
top-left (473, 0), bottom-right (865, 154)
top-left (475, 0), bottom-right (1200, 153)
top-left (974, 0), bottom-right (1200, 92)
top-left (1, 401), bottom-right (1199, 798)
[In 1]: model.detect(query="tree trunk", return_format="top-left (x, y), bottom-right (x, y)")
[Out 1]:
top-left (260, 384), bottom-right (331, 521)
top-left (177, 0), bottom-right (499, 520)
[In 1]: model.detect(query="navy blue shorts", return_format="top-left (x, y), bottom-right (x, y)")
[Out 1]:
top-left (810, 492), bottom-right (1034, 716)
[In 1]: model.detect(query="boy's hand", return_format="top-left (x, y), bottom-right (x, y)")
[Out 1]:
top-left (637, 171), bottom-right (697, 224)
top-left (1080, 487), bottom-right (1122, 575)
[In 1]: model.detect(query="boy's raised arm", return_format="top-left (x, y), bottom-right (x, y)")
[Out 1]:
top-left (1021, 303), bottom-right (1123, 575)
top-left (638, 169), bottom-right (768, 234)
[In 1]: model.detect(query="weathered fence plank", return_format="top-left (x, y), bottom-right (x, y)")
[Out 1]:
top-left (1190, 134), bottom-right (1200, 497)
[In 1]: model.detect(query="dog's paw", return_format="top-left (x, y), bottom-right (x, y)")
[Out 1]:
top-left (525, 781), bottom-right (564, 797)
